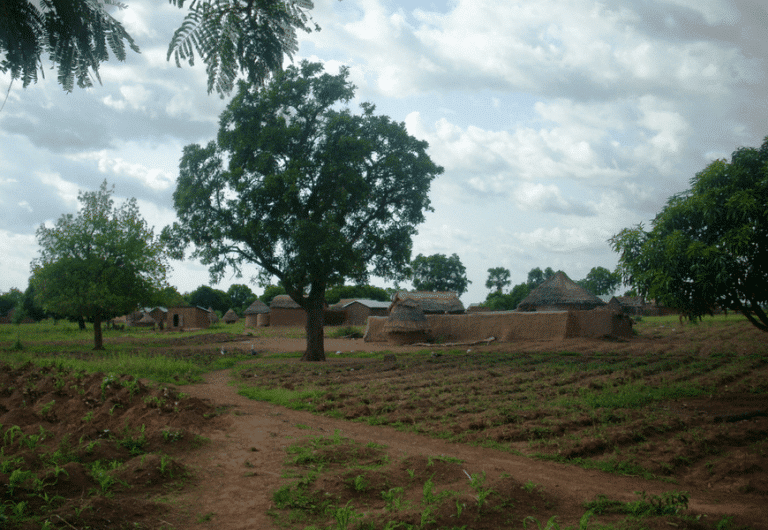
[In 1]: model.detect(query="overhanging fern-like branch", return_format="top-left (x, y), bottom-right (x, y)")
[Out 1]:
top-left (167, 0), bottom-right (315, 96)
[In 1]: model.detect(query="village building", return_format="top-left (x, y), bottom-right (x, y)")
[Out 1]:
top-left (516, 272), bottom-right (606, 312)
top-left (389, 291), bottom-right (465, 314)
top-left (165, 306), bottom-right (212, 331)
top-left (383, 298), bottom-right (430, 345)
top-left (339, 299), bottom-right (390, 326)
top-left (269, 295), bottom-right (345, 327)
top-left (139, 307), bottom-right (167, 329)
top-left (269, 295), bottom-right (305, 326)
top-left (223, 308), bottom-right (240, 323)
top-left (244, 300), bottom-right (270, 327)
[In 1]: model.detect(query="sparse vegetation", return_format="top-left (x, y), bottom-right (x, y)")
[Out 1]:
top-left (0, 315), bottom-right (764, 528)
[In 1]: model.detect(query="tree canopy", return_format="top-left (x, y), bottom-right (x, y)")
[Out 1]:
top-left (482, 282), bottom-right (531, 311)
top-left (576, 266), bottom-right (621, 296)
top-left (611, 137), bottom-right (768, 331)
top-left (485, 267), bottom-right (511, 293)
top-left (187, 285), bottom-right (230, 314)
top-left (31, 181), bottom-right (170, 349)
top-left (1, 0), bottom-right (315, 95)
top-left (324, 284), bottom-right (390, 305)
top-left (164, 61), bottom-right (443, 360)
top-left (167, 0), bottom-right (316, 96)
top-left (410, 253), bottom-right (471, 296)
top-left (227, 283), bottom-right (257, 314)
top-left (527, 267), bottom-right (555, 288)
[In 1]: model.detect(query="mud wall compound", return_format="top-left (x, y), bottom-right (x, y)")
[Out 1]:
top-left (364, 309), bottom-right (632, 343)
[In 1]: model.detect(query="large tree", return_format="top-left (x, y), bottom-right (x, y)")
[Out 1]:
top-left (325, 284), bottom-right (390, 305)
top-left (227, 283), bottom-right (257, 314)
top-left (188, 285), bottom-right (230, 313)
top-left (164, 61), bottom-right (443, 361)
top-left (31, 181), bottom-right (170, 349)
top-left (577, 266), bottom-right (621, 296)
top-left (410, 253), bottom-right (471, 297)
top-left (610, 137), bottom-right (768, 331)
top-left (1, 0), bottom-right (315, 95)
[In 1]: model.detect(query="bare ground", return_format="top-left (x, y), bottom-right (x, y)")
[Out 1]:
top-left (1, 319), bottom-right (767, 529)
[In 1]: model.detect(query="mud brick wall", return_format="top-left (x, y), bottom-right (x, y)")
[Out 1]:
top-left (364, 309), bottom-right (632, 343)
top-left (166, 307), bottom-right (211, 331)
top-left (269, 308), bottom-right (347, 327)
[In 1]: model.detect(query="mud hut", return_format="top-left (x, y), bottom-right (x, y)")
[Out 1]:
top-left (383, 298), bottom-right (430, 345)
top-left (516, 271), bottom-right (606, 312)
top-left (390, 291), bottom-right (465, 314)
top-left (223, 308), bottom-right (239, 323)
top-left (244, 300), bottom-right (270, 327)
top-left (166, 306), bottom-right (212, 331)
top-left (340, 299), bottom-right (390, 326)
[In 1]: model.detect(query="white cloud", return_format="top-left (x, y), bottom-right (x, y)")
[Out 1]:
top-left (67, 151), bottom-right (175, 191)
top-left (514, 225), bottom-right (609, 254)
top-left (37, 173), bottom-right (79, 209)
top-left (513, 183), bottom-right (586, 215)
top-left (0, 230), bottom-right (37, 290)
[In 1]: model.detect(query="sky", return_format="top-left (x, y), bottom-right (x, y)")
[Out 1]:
top-left (1, 0), bottom-right (766, 306)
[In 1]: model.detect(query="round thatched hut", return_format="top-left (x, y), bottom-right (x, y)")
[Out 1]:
top-left (132, 313), bottom-right (157, 329)
top-left (223, 308), bottom-right (239, 323)
top-left (517, 271), bottom-right (606, 312)
top-left (244, 300), bottom-right (270, 327)
top-left (383, 298), bottom-right (430, 345)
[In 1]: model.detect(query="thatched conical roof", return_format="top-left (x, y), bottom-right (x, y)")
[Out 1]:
top-left (270, 294), bottom-right (301, 309)
top-left (244, 300), bottom-right (270, 315)
top-left (223, 308), bottom-right (239, 323)
top-left (383, 299), bottom-right (430, 333)
top-left (516, 271), bottom-right (606, 311)
top-left (390, 291), bottom-right (465, 314)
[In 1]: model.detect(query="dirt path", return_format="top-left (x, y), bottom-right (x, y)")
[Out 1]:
top-left (166, 365), bottom-right (768, 529)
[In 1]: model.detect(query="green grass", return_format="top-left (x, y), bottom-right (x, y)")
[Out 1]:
top-left (236, 384), bottom-right (324, 410)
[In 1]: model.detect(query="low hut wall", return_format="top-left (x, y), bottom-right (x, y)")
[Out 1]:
top-left (364, 309), bottom-right (632, 343)
top-left (568, 309), bottom-right (633, 339)
top-left (270, 308), bottom-right (306, 327)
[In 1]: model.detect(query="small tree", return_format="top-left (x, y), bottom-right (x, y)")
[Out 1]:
top-left (482, 282), bottom-right (530, 311)
top-left (164, 61), bottom-right (443, 361)
top-left (31, 181), bottom-right (170, 349)
top-left (0, 288), bottom-right (23, 318)
top-left (485, 267), bottom-right (511, 294)
top-left (611, 137), bottom-right (768, 331)
top-left (410, 253), bottom-right (471, 296)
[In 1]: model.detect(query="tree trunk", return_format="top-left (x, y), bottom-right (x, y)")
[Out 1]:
top-left (78, 316), bottom-right (86, 331)
top-left (301, 296), bottom-right (326, 362)
top-left (93, 312), bottom-right (104, 350)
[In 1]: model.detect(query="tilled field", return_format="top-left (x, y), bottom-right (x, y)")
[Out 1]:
top-left (0, 362), bottom-right (223, 529)
top-left (234, 319), bottom-right (768, 503)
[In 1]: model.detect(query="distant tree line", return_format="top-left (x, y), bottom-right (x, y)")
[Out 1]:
top-left (480, 266), bottom-right (623, 311)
